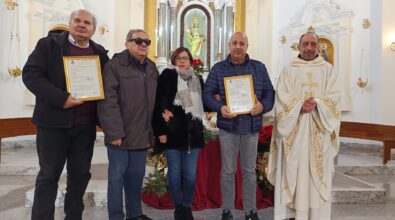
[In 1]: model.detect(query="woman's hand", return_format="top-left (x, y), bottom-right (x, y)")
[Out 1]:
top-left (159, 135), bottom-right (167, 143)
top-left (162, 109), bottom-right (174, 122)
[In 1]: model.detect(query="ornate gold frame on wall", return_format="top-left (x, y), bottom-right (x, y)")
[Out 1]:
top-left (50, 24), bottom-right (69, 32)
top-left (143, 0), bottom-right (246, 61)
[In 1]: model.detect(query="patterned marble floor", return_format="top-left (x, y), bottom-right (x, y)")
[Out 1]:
top-left (1, 136), bottom-right (395, 220)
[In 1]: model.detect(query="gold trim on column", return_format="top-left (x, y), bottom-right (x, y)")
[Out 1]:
top-left (145, 0), bottom-right (157, 61)
top-left (235, 0), bottom-right (246, 32)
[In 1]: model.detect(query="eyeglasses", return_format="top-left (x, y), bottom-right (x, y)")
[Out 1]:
top-left (175, 56), bottom-right (190, 62)
top-left (128, 38), bottom-right (151, 46)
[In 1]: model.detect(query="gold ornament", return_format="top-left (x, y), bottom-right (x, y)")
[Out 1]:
top-left (5, 0), bottom-right (18, 10)
top-left (8, 67), bottom-right (21, 78)
top-left (362, 19), bottom-right (371, 29)
top-left (279, 35), bottom-right (287, 44)
top-left (290, 43), bottom-right (299, 51)
top-left (307, 25), bottom-right (316, 34)
top-left (98, 25), bottom-right (108, 35)
top-left (356, 77), bottom-right (368, 89)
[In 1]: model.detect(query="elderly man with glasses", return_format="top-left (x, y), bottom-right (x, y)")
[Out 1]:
top-left (98, 29), bottom-right (158, 220)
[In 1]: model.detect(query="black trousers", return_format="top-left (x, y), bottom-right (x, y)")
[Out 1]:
top-left (31, 124), bottom-right (96, 220)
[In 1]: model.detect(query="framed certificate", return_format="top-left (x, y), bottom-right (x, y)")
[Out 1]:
top-left (63, 56), bottom-right (104, 101)
top-left (224, 75), bottom-right (255, 114)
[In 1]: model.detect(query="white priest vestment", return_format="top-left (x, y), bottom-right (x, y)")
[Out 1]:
top-left (268, 56), bottom-right (341, 220)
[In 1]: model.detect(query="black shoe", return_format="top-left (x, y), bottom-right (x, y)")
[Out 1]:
top-left (126, 214), bottom-right (153, 220)
top-left (174, 204), bottom-right (184, 220)
top-left (221, 209), bottom-right (233, 220)
top-left (183, 205), bottom-right (194, 220)
top-left (245, 210), bottom-right (259, 220)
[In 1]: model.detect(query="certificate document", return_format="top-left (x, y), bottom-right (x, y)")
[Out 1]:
top-left (63, 56), bottom-right (104, 101)
top-left (224, 75), bottom-right (255, 114)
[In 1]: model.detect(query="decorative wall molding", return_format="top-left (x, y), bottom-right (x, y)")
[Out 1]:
top-left (33, 0), bottom-right (56, 6)
top-left (32, 9), bottom-right (69, 23)
top-left (290, 0), bottom-right (351, 25)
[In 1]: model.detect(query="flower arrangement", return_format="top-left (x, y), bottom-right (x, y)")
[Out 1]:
top-left (258, 125), bottom-right (273, 152)
top-left (256, 125), bottom-right (274, 191)
top-left (143, 149), bottom-right (168, 197)
top-left (256, 152), bottom-right (273, 191)
top-left (192, 58), bottom-right (204, 75)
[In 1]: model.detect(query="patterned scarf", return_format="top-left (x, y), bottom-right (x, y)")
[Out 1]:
top-left (172, 65), bottom-right (204, 120)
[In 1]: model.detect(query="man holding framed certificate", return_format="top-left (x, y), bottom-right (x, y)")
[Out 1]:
top-left (22, 10), bottom-right (109, 220)
top-left (203, 32), bottom-right (275, 220)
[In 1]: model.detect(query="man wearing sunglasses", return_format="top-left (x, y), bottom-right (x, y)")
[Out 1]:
top-left (98, 29), bottom-right (158, 220)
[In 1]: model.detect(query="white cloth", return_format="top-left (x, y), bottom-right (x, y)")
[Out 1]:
top-left (268, 57), bottom-right (341, 220)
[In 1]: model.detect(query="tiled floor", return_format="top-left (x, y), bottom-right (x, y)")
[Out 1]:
top-left (1, 137), bottom-right (395, 220)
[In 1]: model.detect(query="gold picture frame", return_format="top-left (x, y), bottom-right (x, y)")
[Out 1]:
top-left (63, 56), bottom-right (104, 101)
top-left (224, 75), bottom-right (255, 114)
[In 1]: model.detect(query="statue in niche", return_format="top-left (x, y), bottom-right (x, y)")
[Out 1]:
top-left (320, 43), bottom-right (329, 62)
top-left (318, 38), bottom-right (334, 65)
top-left (185, 16), bottom-right (206, 59)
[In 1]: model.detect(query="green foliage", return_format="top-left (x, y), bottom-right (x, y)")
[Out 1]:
top-left (142, 169), bottom-right (168, 197)
top-left (256, 152), bottom-right (274, 191)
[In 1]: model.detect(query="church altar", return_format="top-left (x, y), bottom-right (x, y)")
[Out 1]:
top-left (142, 139), bottom-right (274, 211)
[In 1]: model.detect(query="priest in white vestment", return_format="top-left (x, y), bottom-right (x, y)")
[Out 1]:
top-left (268, 32), bottom-right (341, 220)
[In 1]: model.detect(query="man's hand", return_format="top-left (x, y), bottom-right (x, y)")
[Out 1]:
top-left (162, 109), bottom-right (174, 122)
top-left (221, 105), bottom-right (237, 119)
top-left (251, 96), bottom-right (264, 116)
top-left (63, 95), bottom-right (83, 109)
top-left (214, 94), bottom-right (221, 101)
top-left (110, 138), bottom-right (122, 147)
top-left (159, 135), bottom-right (167, 143)
top-left (301, 97), bottom-right (317, 113)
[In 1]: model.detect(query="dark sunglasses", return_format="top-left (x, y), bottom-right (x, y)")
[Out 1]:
top-left (129, 38), bottom-right (151, 46)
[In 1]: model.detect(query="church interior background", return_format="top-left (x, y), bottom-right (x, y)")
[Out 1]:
top-left (1, 0), bottom-right (395, 219)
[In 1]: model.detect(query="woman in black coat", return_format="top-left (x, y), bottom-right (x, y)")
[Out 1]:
top-left (152, 47), bottom-right (205, 220)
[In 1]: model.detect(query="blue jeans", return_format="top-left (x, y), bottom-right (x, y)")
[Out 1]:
top-left (107, 148), bottom-right (147, 220)
top-left (164, 148), bottom-right (199, 206)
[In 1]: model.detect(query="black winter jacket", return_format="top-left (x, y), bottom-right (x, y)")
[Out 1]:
top-left (22, 31), bottom-right (109, 128)
top-left (152, 68), bottom-right (205, 151)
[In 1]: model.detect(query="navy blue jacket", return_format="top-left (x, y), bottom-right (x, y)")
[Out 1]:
top-left (203, 54), bottom-right (275, 134)
top-left (22, 31), bottom-right (109, 128)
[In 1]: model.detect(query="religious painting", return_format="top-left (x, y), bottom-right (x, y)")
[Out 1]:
top-left (319, 37), bottom-right (334, 66)
top-left (180, 5), bottom-right (211, 68)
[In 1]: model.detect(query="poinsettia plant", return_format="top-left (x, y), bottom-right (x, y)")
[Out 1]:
top-left (192, 58), bottom-right (204, 75)
top-left (256, 125), bottom-right (274, 191)
top-left (258, 125), bottom-right (273, 152)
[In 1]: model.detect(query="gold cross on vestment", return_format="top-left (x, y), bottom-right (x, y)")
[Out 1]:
top-left (302, 72), bottom-right (319, 88)
top-left (302, 72), bottom-right (319, 100)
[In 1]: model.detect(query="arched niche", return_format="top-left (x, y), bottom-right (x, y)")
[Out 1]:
top-left (179, 4), bottom-right (212, 68)
top-left (177, 1), bottom-right (214, 68)
top-left (319, 37), bottom-right (334, 66)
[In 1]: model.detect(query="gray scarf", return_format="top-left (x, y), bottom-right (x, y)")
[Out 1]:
top-left (172, 66), bottom-right (204, 120)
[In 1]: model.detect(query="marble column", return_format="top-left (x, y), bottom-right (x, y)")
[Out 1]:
top-left (223, 4), bottom-right (234, 55)
top-left (214, 2), bottom-right (224, 62)
top-left (157, 0), bottom-right (169, 73)
top-left (169, 0), bottom-right (178, 54)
